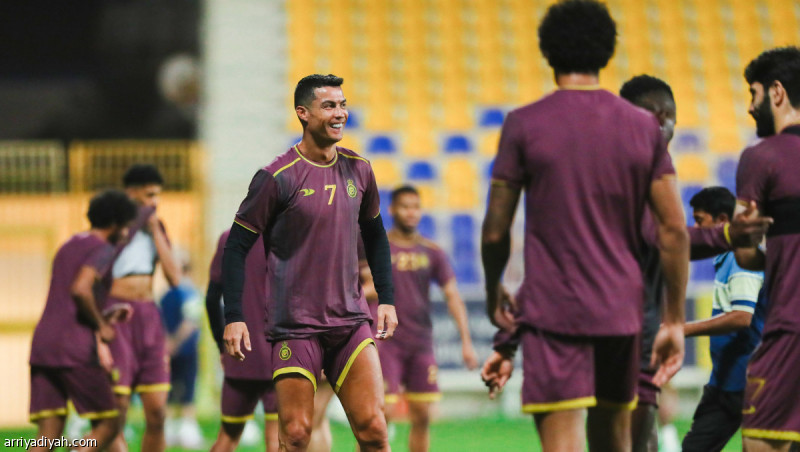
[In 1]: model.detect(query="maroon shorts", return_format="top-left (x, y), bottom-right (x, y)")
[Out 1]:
top-left (520, 327), bottom-right (639, 414)
top-left (637, 368), bottom-right (661, 408)
top-left (30, 365), bottom-right (118, 422)
top-left (377, 339), bottom-right (440, 404)
top-left (108, 298), bottom-right (170, 395)
top-left (272, 322), bottom-right (375, 394)
top-left (220, 378), bottom-right (277, 424)
top-left (742, 331), bottom-right (800, 442)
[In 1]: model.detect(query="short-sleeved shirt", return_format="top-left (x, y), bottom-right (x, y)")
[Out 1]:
top-left (736, 125), bottom-right (800, 334)
top-left (209, 230), bottom-right (272, 380)
top-left (709, 252), bottom-right (765, 391)
top-left (234, 145), bottom-right (381, 340)
top-left (30, 233), bottom-right (114, 367)
top-left (389, 236), bottom-right (455, 349)
top-left (492, 88), bottom-right (675, 336)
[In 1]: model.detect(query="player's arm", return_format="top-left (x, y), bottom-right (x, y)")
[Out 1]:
top-left (359, 263), bottom-right (378, 303)
top-left (647, 174), bottom-right (689, 386)
top-left (442, 278), bottom-right (478, 370)
top-left (71, 265), bottom-right (115, 343)
top-left (359, 214), bottom-right (396, 339)
top-left (683, 311), bottom-right (753, 337)
top-left (205, 279), bottom-right (225, 353)
top-left (149, 215), bottom-right (182, 287)
top-left (481, 183), bottom-right (520, 332)
top-left (732, 201), bottom-right (768, 270)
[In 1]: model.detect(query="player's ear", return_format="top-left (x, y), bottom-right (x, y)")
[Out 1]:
top-left (770, 81), bottom-right (786, 108)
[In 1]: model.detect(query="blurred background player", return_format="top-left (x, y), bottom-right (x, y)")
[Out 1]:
top-left (108, 163), bottom-right (182, 452)
top-left (682, 186), bottom-right (765, 452)
top-left (221, 74), bottom-right (397, 452)
top-left (376, 185), bottom-right (478, 452)
top-left (735, 46), bottom-right (800, 452)
top-left (160, 249), bottom-right (204, 449)
top-left (28, 190), bottom-right (137, 452)
top-left (480, 1), bottom-right (690, 451)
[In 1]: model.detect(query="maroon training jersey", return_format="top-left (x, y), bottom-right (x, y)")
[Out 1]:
top-left (234, 145), bottom-right (381, 340)
top-left (210, 230), bottom-right (272, 380)
top-left (390, 236), bottom-right (455, 349)
top-left (736, 126), bottom-right (800, 335)
top-left (30, 233), bottom-right (114, 367)
top-left (492, 88), bottom-right (675, 336)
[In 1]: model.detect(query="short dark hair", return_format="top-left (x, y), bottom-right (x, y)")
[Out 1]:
top-left (88, 189), bottom-right (138, 229)
top-left (744, 46), bottom-right (800, 108)
top-left (391, 185), bottom-right (419, 203)
top-left (538, 0), bottom-right (617, 75)
top-left (689, 186), bottom-right (736, 220)
top-left (122, 164), bottom-right (164, 188)
top-left (620, 75), bottom-right (674, 104)
top-left (294, 74), bottom-right (344, 108)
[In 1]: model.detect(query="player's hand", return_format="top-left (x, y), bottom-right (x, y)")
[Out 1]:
top-left (224, 322), bottom-right (251, 361)
top-left (481, 351), bottom-right (514, 400)
top-left (96, 337), bottom-right (114, 374)
top-left (729, 201), bottom-right (773, 247)
top-left (462, 343), bottom-right (479, 370)
top-left (488, 285), bottom-right (516, 332)
top-left (145, 211), bottom-right (161, 233)
top-left (103, 303), bottom-right (133, 324)
top-left (375, 304), bottom-right (398, 340)
top-left (98, 322), bottom-right (115, 343)
top-left (650, 322), bottom-right (685, 387)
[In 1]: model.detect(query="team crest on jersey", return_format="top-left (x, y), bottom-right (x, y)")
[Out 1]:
top-left (347, 179), bottom-right (357, 198)
top-left (279, 342), bottom-right (292, 360)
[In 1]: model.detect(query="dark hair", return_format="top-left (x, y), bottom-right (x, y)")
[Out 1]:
top-left (744, 47), bottom-right (800, 108)
top-left (391, 185), bottom-right (419, 203)
top-left (620, 74), bottom-right (674, 104)
top-left (294, 74), bottom-right (344, 108)
top-left (122, 164), bottom-right (164, 187)
top-left (689, 186), bottom-right (736, 220)
top-left (88, 189), bottom-right (138, 229)
top-left (538, 0), bottom-right (617, 74)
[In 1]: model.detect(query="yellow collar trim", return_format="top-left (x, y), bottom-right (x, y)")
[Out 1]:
top-left (294, 144), bottom-right (338, 168)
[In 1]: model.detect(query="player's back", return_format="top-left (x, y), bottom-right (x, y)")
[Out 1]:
top-left (493, 88), bottom-right (673, 336)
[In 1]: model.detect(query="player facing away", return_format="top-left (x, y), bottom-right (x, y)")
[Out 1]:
top-left (734, 47), bottom-right (800, 452)
top-left (107, 164), bottom-right (182, 452)
top-left (222, 74), bottom-right (398, 452)
top-left (379, 185), bottom-right (478, 452)
top-left (681, 187), bottom-right (766, 452)
top-left (480, 2), bottom-right (690, 451)
top-left (28, 190), bottom-right (137, 452)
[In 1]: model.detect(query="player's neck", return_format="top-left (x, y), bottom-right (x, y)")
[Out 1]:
top-left (775, 108), bottom-right (800, 134)
top-left (555, 72), bottom-right (600, 89)
top-left (297, 138), bottom-right (337, 164)
top-left (89, 228), bottom-right (112, 242)
top-left (389, 227), bottom-right (419, 243)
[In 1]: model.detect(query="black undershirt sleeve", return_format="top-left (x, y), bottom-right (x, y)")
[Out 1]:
top-left (222, 222), bottom-right (260, 324)
top-left (359, 214), bottom-right (394, 306)
top-left (205, 281), bottom-right (225, 353)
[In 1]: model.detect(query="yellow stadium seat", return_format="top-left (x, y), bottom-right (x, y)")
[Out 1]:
top-left (479, 131), bottom-right (501, 157)
top-left (709, 127), bottom-right (745, 155)
top-left (403, 131), bottom-right (437, 157)
top-left (674, 154), bottom-right (710, 183)
top-left (442, 159), bottom-right (478, 209)
top-left (371, 159), bottom-right (401, 188)
top-left (416, 184), bottom-right (438, 210)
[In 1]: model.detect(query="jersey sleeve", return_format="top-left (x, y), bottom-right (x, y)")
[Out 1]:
top-left (87, 243), bottom-right (115, 277)
top-left (208, 232), bottom-right (227, 284)
top-left (431, 247), bottom-right (456, 287)
top-left (359, 165), bottom-right (381, 222)
top-left (234, 169), bottom-right (282, 234)
top-left (736, 146), bottom-right (772, 207)
top-left (650, 120), bottom-right (675, 181)
top-left (728, 268), bottom-right (764, 313)
top-left (491, 111), bottom-right (526, 189)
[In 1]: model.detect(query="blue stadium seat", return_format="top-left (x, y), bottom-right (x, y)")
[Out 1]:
top-left (379, 189), bottom-right (392, 227)
top-left (346, 110), bottom-right (360, 129)
top-left (451, 215), bottom-right (474, 243)
top-left (479, 108), bottom-right (505, 127)
top-left (691, 258), bottom-right (716, 282)
top-left (681, 185), bottom-right (703, 224)
top-left (418, 215), bottom-right (435, 239)
top-left (673, 131), bottom-right (703, 151)
top-left (407, 161), bottom-right (436, 181)
top-left (717, 158), bottom-right (738, 192)
top-left (444, 134), bottom-right (473, 153)
top-left (367, 135), bottom-right (397, 154)
top-left (453, 242), bottom-right (479, 283)
top-left (485, 159), bottom-right (494, 179)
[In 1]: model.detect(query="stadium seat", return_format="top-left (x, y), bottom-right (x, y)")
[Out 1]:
top-left (675, 154), bottom-right (710, 184)
top-left (443, 159), bottom-right (478, 208)
top-left (371, 159), bottom-right (401, 187)
top-left (443, 134), bottom-right (473, 153)
top-left (418, 214), bottom-right (436, 239)
top-left (673, 131), bottom-right (704, 151)
top-left (716, 158), bottom-right (738, 192)
top-left (367, 135), bottom-right (398, 154)
top-left (478, 108), bottom-right (505, 127)
top-left (403, 131), bottom-right (437, 157)
top-left (681, 185), bottom-right (704, 223)
top-left (407, 161), bottom-right (436, 181)
top-left (346, 110), bottom-right (360, 129)
top-left (691, 258), bottom-right (716, 282)
top-left (479, 130), bottom-right (501, 156)
top-left (451, 215), bottom-right (474, 244)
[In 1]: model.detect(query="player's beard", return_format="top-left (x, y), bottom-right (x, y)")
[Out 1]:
top-left (752, 97), bottom-right (776, 138)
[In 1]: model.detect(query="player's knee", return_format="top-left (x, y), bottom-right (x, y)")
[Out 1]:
top-left (93, 417), bottom-right (121, 444)
top-left (282, 418), bottom-right (312, 449)
top-left (411, 409), bottom-right (431, 429)
top-left (143, 405), bottom-right (167, 430)
top-left (352, 411), bottom-right (388, 447)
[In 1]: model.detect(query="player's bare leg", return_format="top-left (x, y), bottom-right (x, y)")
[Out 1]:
top-left (211, 422), bottom-right (245, 452)
top-left (408, 400), bottom-right (432, 452)
top-left (107, 394), bottom-right (130, 452)
top-left (337, 345), bottom-right (389, 452)
top-left (744, 438), bottom-right (794, 452)
top-left (630, 404), bottom-right (658, 452)
top-left (533, 410), bottom-right (585, 452)
top-left (308, 383), bottom-right (334, 452)
top-left (139, 391), bottom-right (168, 452)
top-left (78, 418), bottom-right (121, 451)
top-left (265, 418), bottom-right (280, 452)
top-left (275, 375), bottom-right (315, 451)
top-left (587, 405), bottom-right (632, 452)
top-left (32, 416), bottom-right (66, 452)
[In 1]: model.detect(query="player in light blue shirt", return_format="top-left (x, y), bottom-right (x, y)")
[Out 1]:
top-left (682, 187), bottom-right (765, 452)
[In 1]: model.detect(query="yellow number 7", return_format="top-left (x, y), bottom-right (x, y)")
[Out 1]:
top-left (325, 184), bottom-right (336, 205)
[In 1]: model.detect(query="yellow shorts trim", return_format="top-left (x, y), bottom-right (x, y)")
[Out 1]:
top-left (113, 385), bottom-right (132, 395)
top-left (30, 407), bottom-right (68, 422)
top-left (522, 396), bottom-right (597, 414)
top-left (596, 396), bottom-right (638, 411)
top-left (81, 409), bottom-right (119, 420)
top-left (264, 413), bottom-right (279, 421)
top-left (385, 394), bottom-right (400, 404)
top-left (742, 428), bottom-right (800, 442)
top-left (405, 392), bottom-right (443, 403)
top-left (274, 367), bottom-right (318, 392)
top-left (221, 414), bottom-right (255, 424)
top-left (335, 338), bottom-right (375, 393)
top-left (135, 383), bottom-right (171, 393)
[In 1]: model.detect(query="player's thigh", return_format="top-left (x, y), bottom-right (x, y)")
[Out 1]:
top-left (274, 375), bottom-right (316, 432)
top-left (312, 383), bottom-right (334, 427)
top-left (335, 341), bottom-right (385, 424)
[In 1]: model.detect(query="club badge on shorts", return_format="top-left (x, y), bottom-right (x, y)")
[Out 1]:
top-left (347, 179), bottom-right (357, 198)
top-left (279, 342), bottom-right (292, 361)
